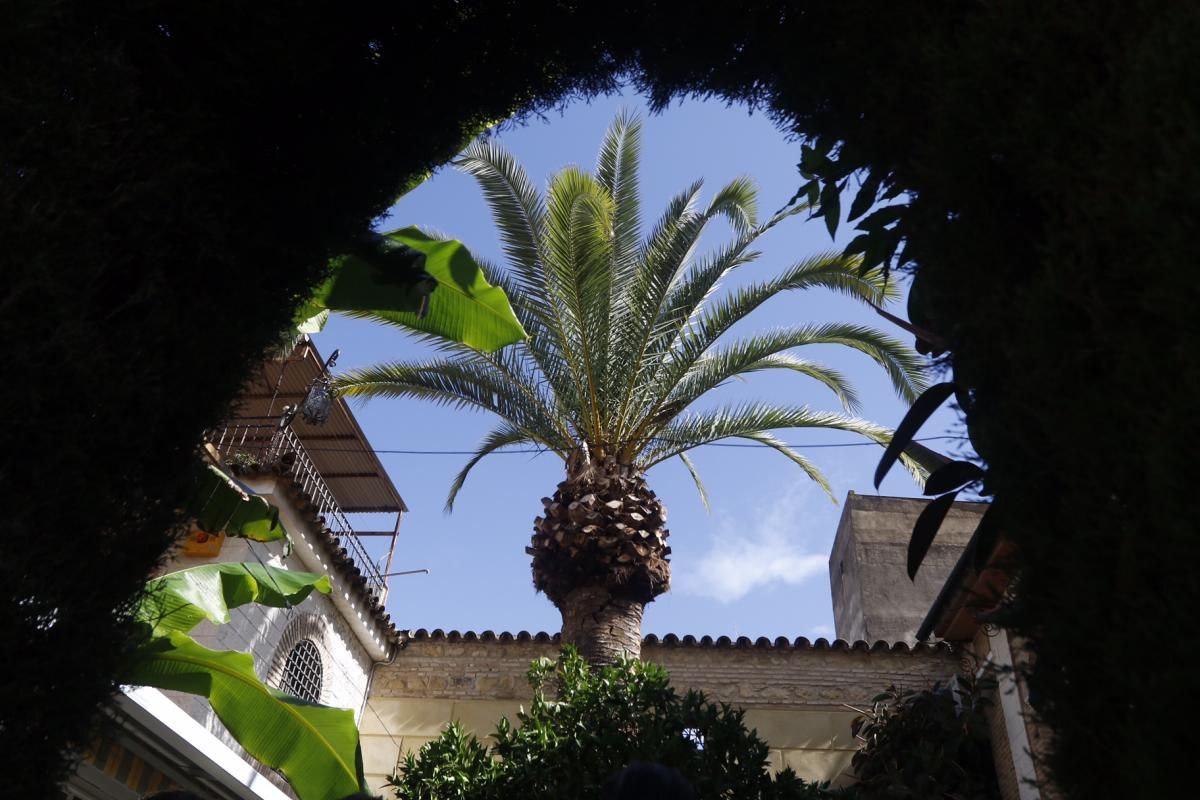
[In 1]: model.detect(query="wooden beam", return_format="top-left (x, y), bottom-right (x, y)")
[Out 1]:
top-left (320, 472), bottom-right (384, 479)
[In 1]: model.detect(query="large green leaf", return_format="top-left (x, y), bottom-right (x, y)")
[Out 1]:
top-left (186, 463), bottom-right (286, 542)
top-left (124, 631), bottom-right (365, 800)
top-left (137, 562), bottom-right (331, 637)
top-left (297, 226), bottom-right (527, 352)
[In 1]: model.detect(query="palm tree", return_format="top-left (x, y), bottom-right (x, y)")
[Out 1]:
top-left (337, 113), bottom-right (926, 664)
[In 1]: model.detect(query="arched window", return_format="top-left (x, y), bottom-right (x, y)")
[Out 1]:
top-left (280, 638), bottom-right (323, 702)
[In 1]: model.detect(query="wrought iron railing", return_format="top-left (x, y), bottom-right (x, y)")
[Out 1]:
top-left (205, 418), bottom-right (387, 600)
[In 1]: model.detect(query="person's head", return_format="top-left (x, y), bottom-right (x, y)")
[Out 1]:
top-left (602, 761), bottom-right (696, 800)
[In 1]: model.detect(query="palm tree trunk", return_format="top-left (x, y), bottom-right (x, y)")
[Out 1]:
top-left (558, 584), bottom-right (645, 664)
top-left (529, 455), bottom-right (670, 666)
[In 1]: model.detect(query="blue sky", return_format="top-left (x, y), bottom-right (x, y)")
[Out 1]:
top-left (314, 88), bottom-right (965, 641)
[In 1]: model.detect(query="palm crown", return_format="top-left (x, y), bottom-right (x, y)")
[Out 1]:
top-left (337, 113), bottom-right (926, 510)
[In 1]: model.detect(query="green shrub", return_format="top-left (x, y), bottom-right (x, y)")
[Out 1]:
top-left (388, 648), bottom-right (845, 800)
top-left (850, 676), bottom-right (999, 800)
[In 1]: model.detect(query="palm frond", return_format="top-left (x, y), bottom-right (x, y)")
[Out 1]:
top-left (677, 451), bottom-right (712, 512)
top-left (472, 257), bottom-right (579, 414)
top-left (445, 423), bottom-right (541, 511)
top-left (641, 402), bottom-right (896, 466)
top-left (664, 343), bottom-right (862, 417)
top-left (543, 167), bottom-right (616, 436)
top-left (334, 358), bottom-right (564, 447)
top-left (609, 177), bottom-right (762, 439)
top-left (651, 323), bottom-right (926, 427)
top-left (647, 204), bottom-right (809, 366)
top-left (454, 140), bottom-right (554, 325)
top-left (663, 255), bottom-right (892, 380)
top-left (595, 111), bottom-right (643, 284)
top-left (733, 430), bottom-right (835, 502)
top-left (702, 175), bottom-right (758, 236)
top-left (456, 140), bottom-right (593, 416)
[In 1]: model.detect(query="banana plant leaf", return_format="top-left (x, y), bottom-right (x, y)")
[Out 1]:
top-left (186, 463), bottom-right (286, 542)
top-left (127, 564), bottom-right (363, 800)
top-left (137, 562), bottom-right (331, 637)
top-left (295, 226), bottom-right (527, 353)
top-left (124, 631), bottom-right (366, 800)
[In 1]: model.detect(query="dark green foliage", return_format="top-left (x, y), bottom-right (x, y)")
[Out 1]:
top-left (628, 4), bottom-right (1200, 796)
top-left (850, 676), bottom-right (999, 800)
top-left (7, 2), bottom-right (1196, 797)
top-left (389, 648), bottom-right (844, 800)
top-left (1, 2), bottom-right (631, 793)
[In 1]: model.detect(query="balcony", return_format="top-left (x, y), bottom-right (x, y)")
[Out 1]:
top-left (203, 339), bottom-right (408, 603)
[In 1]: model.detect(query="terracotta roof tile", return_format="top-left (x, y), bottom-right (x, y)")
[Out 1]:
top-left (398, 628), bottom-right (951, 654)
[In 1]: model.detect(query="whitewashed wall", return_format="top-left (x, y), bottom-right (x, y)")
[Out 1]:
top-left (159, 521), bottom-right (376, 792)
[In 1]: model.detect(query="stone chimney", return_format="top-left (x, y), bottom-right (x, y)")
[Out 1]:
top-left (829, 492), bottom-right (986, 643)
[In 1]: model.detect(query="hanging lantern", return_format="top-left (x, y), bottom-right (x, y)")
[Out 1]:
top-left (300, 375), bottom-right (333, 425)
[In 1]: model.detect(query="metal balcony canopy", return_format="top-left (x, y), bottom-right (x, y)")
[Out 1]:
top-left (233, 337), bottom-right (408, 514)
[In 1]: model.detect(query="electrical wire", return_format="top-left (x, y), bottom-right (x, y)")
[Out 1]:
top-left (283, 435), bottom-right (970, 456)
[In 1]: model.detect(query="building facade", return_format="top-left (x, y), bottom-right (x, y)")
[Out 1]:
top-left (360, 630), bottom-right (957, 792)
top-left (357, 492), bottom-right (990, 793)
top-left (66, 346), bottom-right (1044, 798)
top-left (65, 339), bottom-right (405, 800)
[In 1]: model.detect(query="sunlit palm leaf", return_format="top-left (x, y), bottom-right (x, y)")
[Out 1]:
top-left (666, 349), bottom-right (861, 416)
top-left (610, 177), bottom-right (760, 437)
top-left (455, 140), bottom-right (547, 292)
top-left (677, 452), bottom-right (711, 513)
top-left (595, 110), bottom-right (643, 285)
top-left (339, 114), bottom-right (929, 507)
top-left (645, 204), bottom-right (809, 367)
top-left (543, 167), bottom-right (616, 435)
top-left (643, 402), bottom-right (896, 466)
top-left (658, 323), bottom-right (925, 422)
top-left (446, 422), bottom-right (544, 511)
top-left (334, 358), bottom-right (561, 444)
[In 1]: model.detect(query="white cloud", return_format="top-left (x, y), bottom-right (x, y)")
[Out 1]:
top-left (675, 482), bottom-right (834, 603)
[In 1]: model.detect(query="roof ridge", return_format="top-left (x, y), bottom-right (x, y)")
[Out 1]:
top-left (397, 628), bottom-right (952, 653)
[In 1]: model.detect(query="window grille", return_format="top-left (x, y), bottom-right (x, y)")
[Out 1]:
top-left (280, 638), bottom-right (323, 702)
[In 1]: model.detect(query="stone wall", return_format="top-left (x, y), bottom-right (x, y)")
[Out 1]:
top-left (361, 631), bottom-right (960, 795)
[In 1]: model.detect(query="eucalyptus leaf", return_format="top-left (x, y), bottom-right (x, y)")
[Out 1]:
top-left (848, 171), bottom-right (882, 221)
top-left (908, 490), bottom-right (960, 579)
top-left (821, 181), bottom-right (841, 238)
top-left (875, 383), bottom-right (956, 489)
top-left (923, 460), bottom-right (985, 496)
top-left (855, 204), bottom-right (906, 232)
